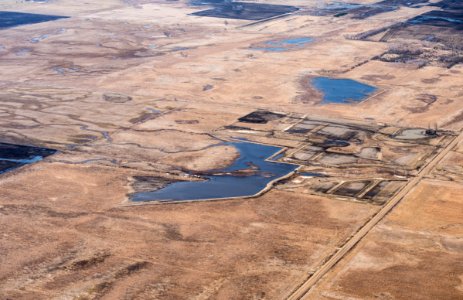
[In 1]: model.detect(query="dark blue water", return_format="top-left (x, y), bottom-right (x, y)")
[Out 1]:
top-left (190, 2), bottom-right (299, 21)
top-left (0, 11), bottom-right (68, 29)
top-left (131, 142), bottom-right (298, 202)
top-left (312, 77), bottom-right (377, 104)
top-left (0, 143), bottom-right (56, 174)
top-left (252, 37), bottom-right (313, 52)
top-left (409, 15), bottom-right (463, 25)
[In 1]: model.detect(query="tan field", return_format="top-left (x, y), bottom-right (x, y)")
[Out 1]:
top-left (0, 0), bottom-right (462, 299)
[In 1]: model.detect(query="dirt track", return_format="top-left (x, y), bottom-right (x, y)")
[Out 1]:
top-left (288, 130), bottom-right (463, 300)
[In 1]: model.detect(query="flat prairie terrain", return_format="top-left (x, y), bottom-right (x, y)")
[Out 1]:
top-left (0, 0), bottom-right (462, 299)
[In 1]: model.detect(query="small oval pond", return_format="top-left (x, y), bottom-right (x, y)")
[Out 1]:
top-left (312, 77), bottom-right (377, 104)
top-left (252, 37), bottom-right (313, 52)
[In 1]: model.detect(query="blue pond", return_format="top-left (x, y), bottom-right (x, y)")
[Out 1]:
top-left (253, 37), bottom-right (313, 52)
top-left (312, 77), bottom-right (377, 104)
top-left (131, 142), bottom-right (298, 202)
top-left (0, 143), bottom-right (56, 174)
top-left (0, 11), bottom-right (68, 29)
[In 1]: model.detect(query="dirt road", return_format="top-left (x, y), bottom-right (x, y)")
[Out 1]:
top-left (287, 130), bottom-right (463, 300)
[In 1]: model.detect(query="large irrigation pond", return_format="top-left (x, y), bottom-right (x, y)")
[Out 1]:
top-left (312, 77), bottom-right (377, 104)
top-left (0, 11), bottom-right (68, 29)
top-left (131, 141), bottom-right (298, 203)
top-left (0, 143), bottom-right (56, 174)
